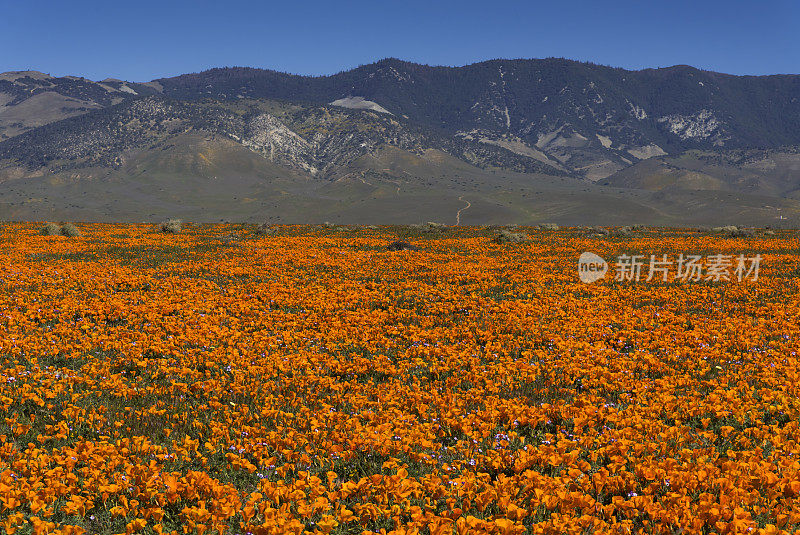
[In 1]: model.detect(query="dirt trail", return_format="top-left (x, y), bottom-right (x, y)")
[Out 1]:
top-left (456, 196), bottom-right (471, 226)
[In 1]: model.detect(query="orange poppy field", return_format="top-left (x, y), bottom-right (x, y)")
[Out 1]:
top-left (1, 223), bottom-right (799, 535)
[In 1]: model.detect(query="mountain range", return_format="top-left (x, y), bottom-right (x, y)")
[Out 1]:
top-left (1, 58), bottom-right (800, 225)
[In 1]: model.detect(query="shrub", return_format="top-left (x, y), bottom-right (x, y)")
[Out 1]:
top-left (40, 223), bottom-right (62, 236)
top-left (712, 225), bottom-right (753, 237)
top-left (493, 230), bottom-right (530, 244)
top-left (588, 226), bottom-right (610, 236)
top-left (396, 222), bottom-right (449, 239)
top-left (160, 219), bottom-right (182, 234)
top-left (539, 223), bottom-right (559, 230)
top-left (60, 223), bottom-right (81, 237)
top-left (416, 222), bottom-right (447, 234)
top-left (321, 222), bottom-right (348, 232)
top-left (728, 228), bottom-right (754, 238)
top-left (386, 241), bottom-right (420, 251)
top-left (219, 234), bottom-right (240, 244)
top-left (615, 226), bottom-right (633, 236)
top-left (255, 223), bottom-right (278, 236)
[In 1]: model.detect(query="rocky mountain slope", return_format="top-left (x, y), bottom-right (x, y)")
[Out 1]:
top-left (1, 59), bottom-right (800, 224)
top-left (0, 70), bottom-right (158, 140)
top-left (3, 58), bottom-right (800, 182)
top-left (0, 95), bottom-right (559, 182)
top-left (154, 58), bottom-right (800, 180)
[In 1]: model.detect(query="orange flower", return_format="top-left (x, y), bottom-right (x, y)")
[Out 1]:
top-left (493, 518), bottom-right (525, 535)
top-left (0, 224), bottom-right (797, 534)
top-left (315, 515), bottom-right (339, 534)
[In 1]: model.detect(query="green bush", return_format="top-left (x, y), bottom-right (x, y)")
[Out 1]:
top-left (60, 223), bottom-right (81, 237)
top-left (493, 230), bottom-right (530, 244)
top-left (412, 222), bottom-right (447, 234)
top-left (160, 219), bottom-right (182, 234)
top-left (615, 226), bottom-right (633, 236)
top-left (588, 226), bottom-right (610, 235)
top-left (711, 225), bottom-right (754, 237)
top-left (386, 241), bottom-right (420, 251)
top-left (39, 222), bottom-right (82, 237)
top-left (40, 223), bottom-right (62, 236)
top-left (729, 228), bottom-right (754, 238)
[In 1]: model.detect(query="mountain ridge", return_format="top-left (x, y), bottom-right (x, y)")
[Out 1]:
top-left (2, 58), bottom-right (800, 224)
top-left (5, 57), bottom-right (800, 181)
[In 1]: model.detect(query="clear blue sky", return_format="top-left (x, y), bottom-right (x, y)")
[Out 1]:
top-left (1, 0), bottom-right (798, 81)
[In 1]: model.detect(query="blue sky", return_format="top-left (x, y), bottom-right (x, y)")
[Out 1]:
top-left (1, 0), bottom-right (798, 81)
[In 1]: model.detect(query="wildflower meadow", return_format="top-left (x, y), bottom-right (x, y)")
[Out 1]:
top-left (1, 223), bottom-right (799, 535)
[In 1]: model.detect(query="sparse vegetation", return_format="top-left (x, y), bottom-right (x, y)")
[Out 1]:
top-left (255, 223), bottom-right (278, 236)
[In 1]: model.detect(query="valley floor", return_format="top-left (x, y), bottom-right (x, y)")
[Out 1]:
top-left (2, 167), bottom-right (799, 226)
